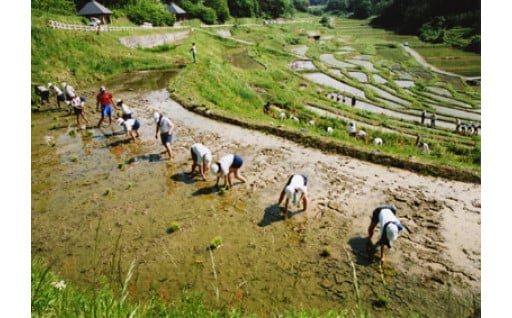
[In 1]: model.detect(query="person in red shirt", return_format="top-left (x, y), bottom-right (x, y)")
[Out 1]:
top-left (96, 86), bottom-right (114, 128)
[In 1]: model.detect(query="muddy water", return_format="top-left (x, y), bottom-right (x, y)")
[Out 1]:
top-left (32, 71), bottom-right (479, 317)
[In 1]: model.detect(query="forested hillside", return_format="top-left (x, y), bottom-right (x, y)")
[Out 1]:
top-left (32, 0), bottom-right (481, 52)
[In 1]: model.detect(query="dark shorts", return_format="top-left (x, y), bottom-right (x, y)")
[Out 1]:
top-left (230, 155), bottom-right (243, 169)
top-left (160, 132), bottom-right (173, 145)
top-left (74, 108), bottom-right (83, 115)
top-left (57, 94), bottom-right (66, 102)
top-left (132, 120), bottom-right (140, 130)
top-left (371, 205), bottom-right (397, 223)
top-left (122, 113), bottom-right (132, 120)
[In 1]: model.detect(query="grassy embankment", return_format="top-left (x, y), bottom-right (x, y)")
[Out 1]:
top-left (32, 12), bottom-right (480, 183)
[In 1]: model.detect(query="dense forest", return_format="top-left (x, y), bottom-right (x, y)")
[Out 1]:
top-left (32, 0), bottom-right (480, 52)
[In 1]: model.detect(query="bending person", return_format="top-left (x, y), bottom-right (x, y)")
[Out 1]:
top-left (190, 143), bottom-right (213, 181)
top-left (367, 205), bottom-right (409, 264)
top-left (278, 174), bottom-right (308, 217)
top-left (210, 154), bottom-right (247, 189)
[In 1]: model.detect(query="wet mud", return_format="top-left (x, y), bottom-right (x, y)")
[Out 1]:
top-left (31, 71), bottom-right (480, 317)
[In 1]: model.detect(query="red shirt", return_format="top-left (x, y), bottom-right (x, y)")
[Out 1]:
top-left (97, 91), bottom-right (113, 106)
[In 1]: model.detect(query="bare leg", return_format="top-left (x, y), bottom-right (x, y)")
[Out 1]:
top-left (164, 142), bottom-right (173, 159)
top-left (368, 220), bottom-right (378, 240)
top-left (278, 189), bottom-right (286, 206)
top-left (233, 169), bottom-right (247, 183)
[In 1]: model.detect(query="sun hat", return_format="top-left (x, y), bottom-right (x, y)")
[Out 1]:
top-left (153, 112), bottom-right (161, 123)
top-left (100, 86), bottom-right (106, 91)
top-left (210, 163), bottom-right (219, 175)
top-left (386, 223), bottom-right (399, 246)
top-left (116, 99), bottom-right (122, 104)
top-left (62, 82), bottom-right (67, 87)
top-left (116, 118), bottom-right (125, 126)
top-left (47, 82), bottom-right (53, 88)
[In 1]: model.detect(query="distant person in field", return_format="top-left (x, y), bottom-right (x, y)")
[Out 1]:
top-left (367, 205), bottom-right (410, 264)
top-left (263, 101), bottom-right (271, 115)
top-left (48, 83), bottom-right (66, 109)
top-left (189, 42), bottom-right (197, 63)
top-left (190, 143), bottom-right (213, 181)
top-left (351, 96), bottom-right (356, 107)
top-left (154, 112), bottom-right (175, 160)
top-left (116, 117), bottom-right (141, 142)
top-left (96, 86), bottom-right (114, 128)
top-left (62, 82), bottom-right (76, 101)
top-left (70, 95), bottom-right (89, 128)
top-left (421, 110), bottom-right (426, 125)
top-left (277, 174), bottom-right (308, 217)
top-left (430, 113), bottom-right (437, 128)
top-left (210, 154), bottom-right (247, 189)
top-left (114, 99), bottom-right (133, 120)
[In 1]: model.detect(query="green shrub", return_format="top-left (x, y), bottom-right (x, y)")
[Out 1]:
top-left (125, 0), bottom-right (176, 26)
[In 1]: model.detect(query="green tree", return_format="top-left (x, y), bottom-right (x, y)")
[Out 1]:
top-left (325, 0), bottom-right (347, 13)
top-left (350, 0), bottom-right (372, 18)
top-left (204, 0), bottom-right (230, 23)
top-left (292, 0), bottom-right (309, 12)
top-left (32, 0), bottom-right (75, 14)
top-left (125, 0), bottom-right (176, 26)
top-left (259, 0), bottom-right (289, 18)
top-left (227, 0), bottom-right (258, 17)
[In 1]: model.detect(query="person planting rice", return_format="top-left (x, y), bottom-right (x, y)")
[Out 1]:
top-left (210, 154), bottom-right (247, 189)
top-left (277, 174), bottom-right (308, 218)
top-left (367, 205), bottom-right (411, 264)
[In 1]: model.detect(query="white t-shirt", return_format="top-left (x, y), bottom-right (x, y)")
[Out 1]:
top-left (379, 209), bottom-right (400, 244)
top-left (120, 103), bottom-right (132, 115)
top-left (158, 116), bottom-right (173, 134)
top-left (50, 86), bottom-right (63, 95)
top-left (191, 143), bottom-right (212, 164)
top-left (65, 85), bottom-right (76, 98)
top-left (287, 174), bottom-right (307, 195)
top-left (379, 208), bottom-right (399, 233)
top-left (217, 154), bottom-right (235, 176)
top-left (122, 119), bottom-right (137, 132)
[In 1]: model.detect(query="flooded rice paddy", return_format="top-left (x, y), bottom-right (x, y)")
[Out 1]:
top-left (32, 68), bottom-right (480, 317)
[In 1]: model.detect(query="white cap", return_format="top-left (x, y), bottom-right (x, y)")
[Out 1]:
top-left (116, 99), bottom-right (122, 104)
top-left (116, 118), bottom-right (125, 126)
top-left (153, 112), bottom-right (161, 123)
top-left (47, 82), bottom-right (53, 88)
top-left (62, 82), bottom-right (67, 87)
top-left (210, 163), bottom-right (219, 174)
top-left (386, 223), bottom-right (399, 246)
top-left (100, 86), bottom-right (106, 91)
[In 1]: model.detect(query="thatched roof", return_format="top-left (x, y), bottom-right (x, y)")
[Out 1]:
top-left (78, 0), bottom-right (113, 16)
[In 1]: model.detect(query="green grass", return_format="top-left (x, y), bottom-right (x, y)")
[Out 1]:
top-left (33, 257), bottom-right (370, 318)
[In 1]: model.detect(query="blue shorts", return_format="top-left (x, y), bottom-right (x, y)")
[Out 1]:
top-left (101, 105), bottom-right (113, 117)
top-left (132, 120), bottom-right (140, 130)
top-left (230, 155), bottom-right (243, 169)
top-left (160, 132), bottom-right (173, 145)
top-left (57, 94), bottom-right (66, 101)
